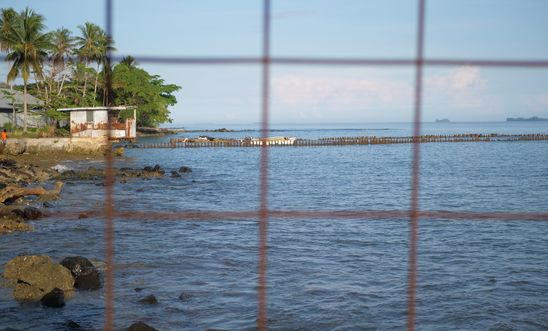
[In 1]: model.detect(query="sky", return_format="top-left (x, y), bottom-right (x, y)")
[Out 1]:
top-left (1, 0), bottom-right (548, 126)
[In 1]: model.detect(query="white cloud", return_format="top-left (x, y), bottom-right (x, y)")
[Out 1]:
top-left (425, 66), bottom-right (488, 109)
top-left (272, 74), bottom-right (412, 111)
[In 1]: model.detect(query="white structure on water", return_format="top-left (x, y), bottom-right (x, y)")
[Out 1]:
top-left (58, 106), bottom-right (137, 140)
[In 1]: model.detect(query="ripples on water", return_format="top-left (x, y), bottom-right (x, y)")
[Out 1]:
top-left (1, 123), bottom-right (547, 330)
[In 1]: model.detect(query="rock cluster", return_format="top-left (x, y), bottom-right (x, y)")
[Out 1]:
top-left (60, 256), bottom-right (101, 290)
top-left (3, 255), bottom-right (74, 302)
top-left (2, 255), bottom-right (102, 307)
top-left (57, 164), bottom-right (191, 181)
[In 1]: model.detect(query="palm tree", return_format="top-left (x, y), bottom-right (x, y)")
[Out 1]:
top-left (120, 55), bottom-right (137, 68)
top-left (4, 7), bottom-right (50, 132)
top-left (0, 8), bottom-right (17, 53)
top-left (94, 30), bottom-right (115, 99)
top-left (1, 8), bottom-right (18, 128)
top-left (50, 28), bottom-right (74, 95)
top-left (75, 22), bottom-right (103, 102)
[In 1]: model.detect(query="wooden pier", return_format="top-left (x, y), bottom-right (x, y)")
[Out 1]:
top-left (133, 133), bottom-right (548, 149)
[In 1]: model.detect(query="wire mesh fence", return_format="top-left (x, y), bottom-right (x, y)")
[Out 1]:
top-left (93, 1), bottom-right (548, 330)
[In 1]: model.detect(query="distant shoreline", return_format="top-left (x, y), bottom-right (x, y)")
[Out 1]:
top-left (506, 116), bottom-right (548, 122)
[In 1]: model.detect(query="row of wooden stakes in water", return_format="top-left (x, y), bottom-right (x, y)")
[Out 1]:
top-left (134, 133), bottom-right (548, 149)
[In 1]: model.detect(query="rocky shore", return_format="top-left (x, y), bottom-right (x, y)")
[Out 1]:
top-left (0, 154), bottom-right (191, 234)
top-left (1, 153), bottom-right (195, 330)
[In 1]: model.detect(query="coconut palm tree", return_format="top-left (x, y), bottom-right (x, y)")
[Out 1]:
top-left (120, 55), bottom-right (137, 68)
top-left (4, 7), bottom-right (50, 132)
top-left (50, 28), bottom-right (74, 95)
top-left (1, 8), bottom-right (18, 128)
top-left (75, 22), bottom-right (102, 101)
top-left (0, 8), bottom-right (17, 53)
top-left (94, 30), bottom-right (115, 99)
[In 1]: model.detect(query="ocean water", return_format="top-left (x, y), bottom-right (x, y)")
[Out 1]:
top-left (1, 122), bottom-right (547, 330)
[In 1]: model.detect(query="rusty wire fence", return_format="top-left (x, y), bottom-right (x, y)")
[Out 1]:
top-left (95, 1), bottom-right (548, 330)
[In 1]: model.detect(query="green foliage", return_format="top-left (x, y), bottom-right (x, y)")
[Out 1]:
top-left (112, 63), bottom-right (181, 127)
top-left (55, 126), bottom-right (70, 137)
top-left (1, 7), bottom-right (181, 133)
top-left (3, 122), bottom-right (13, 132)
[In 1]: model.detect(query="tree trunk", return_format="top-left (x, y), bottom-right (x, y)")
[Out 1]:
top-left (58, 71), bottom-right (67, 96)
top-left (82, 62), bottom-right (88, 100)
top-left (10, 84), bottom-right (16, 131)
top-left (23, 82), bottom-right (28, 133)
top-left (93, 62), bottom-right (100, 105)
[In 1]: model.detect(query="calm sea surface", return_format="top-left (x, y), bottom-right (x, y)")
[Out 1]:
top-left (1, 122), bottom-right (547, 330)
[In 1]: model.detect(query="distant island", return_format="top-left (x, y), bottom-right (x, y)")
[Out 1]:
top-left (506, 116), bottom-right (548, 122)
top-left (435, 119), bottom-right (451, 123)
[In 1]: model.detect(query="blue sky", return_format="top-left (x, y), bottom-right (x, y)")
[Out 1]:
top-left (2, 0), bottom-right (548, 125)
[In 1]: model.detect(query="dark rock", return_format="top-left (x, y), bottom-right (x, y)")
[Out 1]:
top-left (170, 170), bottom-right (181, 178)
top-left (0, 183), bottom-right (6, 190)
top-left (0, 159), bottom-right (17, 169)
top-left (60, 256), bottom-right (101, 290)
top-left (178, 166), bottom-right (192, 173)
top-left (152, 164), bottom-right (161, 172)
top-left (65, 320), bottom-right (82, 329)
top-left (138, 294), bottom-right (158, 304)
top-left (134, 287), bottom-right (144, 292)
top-left (40, 288), bottom-right (65, 308)
top-left (42, 201), bottom-right (54, 208)
top-left (23, 207), bottom-right (43, 220)
top-left (127, 322), bottom-right (158, 331)
top-left (143, 166), bottom-right (153, 172)
top-left (178, 292), bottom-right (192, 301)
top-left (11, 209), bottom-right (25, 218)
top-left (78, 213), bottom-right (89, 219)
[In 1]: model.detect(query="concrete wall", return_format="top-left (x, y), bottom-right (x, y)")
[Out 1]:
top-left (3, 137), bottom-right (109, 155)
top-left (69, 110), bottom-right (135, 139)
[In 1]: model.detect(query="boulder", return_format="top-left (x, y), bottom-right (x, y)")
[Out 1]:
top-left (3, 255), bottom-right (74, 301)
top-left (6, 142), bottom-right (25, 155)
top-left (127, 321), bottom-right (158, 331)
top-left (113, 147), bottom-right (125, 157)
top-left (60, 256), bottom-right (101, 290)
top-left (170, 170), bottom-right (181, 178)
top-left (138, 294), bottom-right (158, 304)
top-left (65, 320), bottom-right (82, 329)
top-left (40, 288), bottom-right (65, 308)
top-left (178, 291), bottom-right (192, 301)
top-left (178, 166), bottom-right (192, 173)
top-left (0, 216), bottom-right (33, 234)
top-left (22, 207), bottom-right (43, 220)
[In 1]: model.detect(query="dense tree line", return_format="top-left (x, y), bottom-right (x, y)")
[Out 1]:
top-left (0, 7), bottom-right (181, 131)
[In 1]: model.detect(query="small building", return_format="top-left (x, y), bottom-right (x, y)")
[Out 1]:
top-left (0, 88), bottom-right (45, 128)
top-left (58, 106), bottom-right (137, 140)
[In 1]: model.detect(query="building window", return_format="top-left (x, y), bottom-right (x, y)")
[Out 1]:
top-left (86, 111), bottom-right (93, 122)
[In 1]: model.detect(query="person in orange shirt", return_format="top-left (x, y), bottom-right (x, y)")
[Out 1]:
top-left (1, 129), bottom-right (7, 147)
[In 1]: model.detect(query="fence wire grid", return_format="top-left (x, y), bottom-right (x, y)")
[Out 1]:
top-left (93, 1), bottom-right (548, 330)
